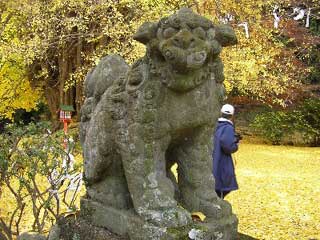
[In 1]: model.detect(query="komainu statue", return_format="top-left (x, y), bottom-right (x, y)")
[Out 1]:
top-left (80, 8), bottom-right (238, 240)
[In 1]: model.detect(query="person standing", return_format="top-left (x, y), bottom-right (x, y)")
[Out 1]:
top-left (212, 104), bottom-right (239, 199)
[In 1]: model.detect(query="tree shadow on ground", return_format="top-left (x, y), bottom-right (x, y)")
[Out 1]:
top-left (238, 232), bottom-right (260, 240)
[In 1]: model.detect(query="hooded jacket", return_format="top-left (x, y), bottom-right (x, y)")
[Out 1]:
top-left (212, 118), bottom-right (239, 192)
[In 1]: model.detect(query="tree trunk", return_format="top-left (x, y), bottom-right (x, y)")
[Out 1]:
top-left (44, 86), bottom-right (61, 130)
top-left (75, 37), bottom-right (83, 121)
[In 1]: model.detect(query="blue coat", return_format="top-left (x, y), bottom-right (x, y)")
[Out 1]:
top-left (212, 119), bottom-right (239, 192)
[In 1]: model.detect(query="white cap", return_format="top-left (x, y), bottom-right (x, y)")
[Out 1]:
top-left (221, 104), bottom-right (234, 115)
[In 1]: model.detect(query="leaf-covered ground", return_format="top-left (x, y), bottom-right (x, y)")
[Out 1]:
top-left (227, 142), bottom-right (320, 240)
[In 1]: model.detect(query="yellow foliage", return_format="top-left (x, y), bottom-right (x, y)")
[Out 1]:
top-left (1, 0), bottom-right (311, 117)
top-left (192, 212), bottom-right (206, 221)
top-left (0, 58), bottom-right (41, 119)
top-left (197, 0), bottom-right (303, 103)
top-left (0, 4), bottom-right (42, 119)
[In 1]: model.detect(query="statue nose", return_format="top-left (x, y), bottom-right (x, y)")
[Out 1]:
top-left (172, 29), bottom-right (195, 49)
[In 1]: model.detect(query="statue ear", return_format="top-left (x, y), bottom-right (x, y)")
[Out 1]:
top-left (215, 24), bottom-right (238, 47)
top-left (133, 22), bottom-right (158, 45)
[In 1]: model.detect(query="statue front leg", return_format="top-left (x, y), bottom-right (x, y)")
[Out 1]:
top-left (118, 123), bottom-right (191, 227)
top-left (177, 126), bottom-right (232, 219)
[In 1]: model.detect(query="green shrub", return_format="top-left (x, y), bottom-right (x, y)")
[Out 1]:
top-left (295, 98), bottom-right (320, 145)
top-left (250, 111), bottom-right (289, 144)
top-left (0, 122), bottom-right (83, 239)
top-left (251, 98), bottom-right (320, 146)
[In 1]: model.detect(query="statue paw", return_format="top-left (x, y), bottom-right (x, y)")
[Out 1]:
top-left (199, 198), bottom-right (232, 219)
top-left (139, 206), bottom-right (192, 227)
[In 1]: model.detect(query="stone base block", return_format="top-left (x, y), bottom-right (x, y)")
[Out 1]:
top-left (80, 198), bottom-right (238, 240)
top-left (80, 198), bottom-right (136, 236)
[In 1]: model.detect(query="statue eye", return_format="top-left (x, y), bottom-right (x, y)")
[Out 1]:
top-left (163, 27), bottom-right (178, 39)
top-left (193, 27), bottom-right (206, 40)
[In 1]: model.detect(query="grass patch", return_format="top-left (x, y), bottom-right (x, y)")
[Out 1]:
top-left (227, 141), bottom-right (320, 239)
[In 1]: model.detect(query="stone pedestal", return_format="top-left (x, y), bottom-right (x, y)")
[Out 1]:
top-left (80, 198), bottom-right (238, 240)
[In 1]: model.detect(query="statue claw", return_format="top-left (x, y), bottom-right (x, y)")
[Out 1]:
top-left (139, 206), bottom-right (192, 228)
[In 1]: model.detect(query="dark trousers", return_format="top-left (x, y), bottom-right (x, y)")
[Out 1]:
top-left (216, 190), bottom-right (230, 199)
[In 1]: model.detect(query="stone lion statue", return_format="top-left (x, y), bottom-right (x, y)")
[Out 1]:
top-left (80, 8), bottom-right (238, 240)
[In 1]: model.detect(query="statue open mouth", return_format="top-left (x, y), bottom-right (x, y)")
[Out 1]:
top-left (162, 48), bottom-right (208, 73)
top-left (157, 45), bottom-right (211, 91)
top-left (187, 51), bottom-right (207, 69)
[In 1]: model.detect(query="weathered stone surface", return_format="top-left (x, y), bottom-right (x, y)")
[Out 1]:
top-left (49, 216), bottom-right (126, 240)
top-left (80, 198), bottom-right (134, 236)
top-left (79, 7), bottom-right (238, 240)
top-left (17, 232), bottom-right (46, 240)
top-left (47, 224), bottom-right (61, 240)
top-left (87, 177), bottom-right (133, 209)
top-left (80, 199), bottom-right (237, 240)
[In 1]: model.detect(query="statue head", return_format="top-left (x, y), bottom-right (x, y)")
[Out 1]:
top-left (133, 8), bottom-right (237, 76)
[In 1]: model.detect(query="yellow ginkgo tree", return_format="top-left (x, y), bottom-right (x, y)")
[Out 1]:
top-left (0, 5), bottom-right (41, 120)
top-left (1, 0), bottom-right (316, 122)
top-left (197, 0), bottom-right (310, 105)
top-left (1, 0), bottom-right (194, 123)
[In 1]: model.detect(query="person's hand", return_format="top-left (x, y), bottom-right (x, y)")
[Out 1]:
top-left (235, 133), bottom-right (242, 143)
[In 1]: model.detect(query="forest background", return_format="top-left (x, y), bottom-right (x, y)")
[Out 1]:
top-left (0, 0), bottom-right (320, 239)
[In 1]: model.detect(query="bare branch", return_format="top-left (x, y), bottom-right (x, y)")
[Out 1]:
top-left (0, 217), bottom-right (13, 240)
top-left (14, 203), bottom-right (26, 237)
